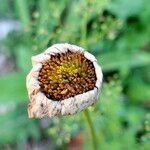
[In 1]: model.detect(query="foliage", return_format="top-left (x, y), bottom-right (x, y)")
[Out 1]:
top-left (0, 0), bottom-right (150, 149)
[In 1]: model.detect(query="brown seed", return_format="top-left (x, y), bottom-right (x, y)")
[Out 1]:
top-left (60, 89), bottom-right (68, 95)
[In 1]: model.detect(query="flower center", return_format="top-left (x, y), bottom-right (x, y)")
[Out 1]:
top-left (38, 51), bottom-right (96, 101)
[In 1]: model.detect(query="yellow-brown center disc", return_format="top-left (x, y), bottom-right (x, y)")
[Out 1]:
top-left (38, 51), bottom-right (96, 101)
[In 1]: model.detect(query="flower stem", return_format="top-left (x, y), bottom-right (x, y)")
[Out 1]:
top-left (83, 109), bottom-right (97, 150)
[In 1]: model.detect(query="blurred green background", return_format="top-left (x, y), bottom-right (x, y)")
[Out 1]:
top-left (0, 0), bottom-right (150, 149)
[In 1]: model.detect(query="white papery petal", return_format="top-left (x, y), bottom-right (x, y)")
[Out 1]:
top-left (47, 100), bottom-right (62, 117)
top-left (52, 43), bottom-right (69, 53)
top-left (44, 46), bottom-right (61, 55)
top-left (27, 77), bottom-right (39, 89)
top-left (32, 53), bottom-right (50, 65)
top-left (73, 88), bottom-right (98, 111)
top-left (28, 92), bottom-right (47, 118)
top-left (68, 44), bottom-right (84, 53)
top-left (44, 43), bottom-right (84, 55)
top-left (61, 97), bottom-right (76, 115)
top-left (93, 61), bottom-right (103, 89)
top-left (27, 63), bottom-right (42, 79)
top-left (84, 51), bottom-right (97, 62)
top-left (31, 63), bottom-right (42, 72)
top-left (60, 88), bottom-right (98, 115)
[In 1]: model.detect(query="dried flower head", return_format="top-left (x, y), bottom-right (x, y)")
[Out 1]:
top-left (26, 43), bottom-right (103, 118)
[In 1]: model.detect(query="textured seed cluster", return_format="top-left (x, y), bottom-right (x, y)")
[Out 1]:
top-left (38, 51), bottom-right (96, 101)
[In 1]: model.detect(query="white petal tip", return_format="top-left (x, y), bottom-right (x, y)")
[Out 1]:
top-left (84, 51), bottom-right (97, 62)
top-left (32, 53), bottom-right (50, 65)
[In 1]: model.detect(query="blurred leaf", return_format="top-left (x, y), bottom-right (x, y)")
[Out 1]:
top-left (0, 106), bottom-right (40, 144)
top-left (126, 76), bottom-right (150, 102)
top-left (99, 51), bottom-right (150, 72)
top-left (108, 0), bottom-right (144, 19)
top-left (15, 46), bottom-right (32, 72)
top-left (0, 0), bottom-right (150, 149)
top-left (15, 0), bottom-right (31, 30)
top-left (0, 73), bottom-right (27, 103)
top-left (139, 0), bottom-right (150, 23)
top-left (34, 0), bottom-right (68, 51)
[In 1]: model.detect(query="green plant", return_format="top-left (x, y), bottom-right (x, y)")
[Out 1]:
top-left (0, 0), bottom-right (150, 149)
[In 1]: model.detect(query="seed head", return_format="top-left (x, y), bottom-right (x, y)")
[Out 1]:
top-left (26, 43), bottom-right (103, 118)
top-left (38, 51), bottom-right (96, 101)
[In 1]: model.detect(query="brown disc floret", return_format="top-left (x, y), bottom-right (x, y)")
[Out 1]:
top-left (38, 50), bottom-right (97, 101)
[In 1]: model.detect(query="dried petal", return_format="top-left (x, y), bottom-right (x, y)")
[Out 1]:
top-left (32, 53), bottom-right (50, 65)
top-left (84, 51), bottom-right (97, 62)
top-left (93, 61), bottom-right (103, 88)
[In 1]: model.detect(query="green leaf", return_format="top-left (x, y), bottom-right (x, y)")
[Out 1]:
top-left (15, 46), bottom-right (32, 72)
top-left (0, 107), bottom-right (40, 144)
top-left (15, 0), bottom-right (31, 30)
top-left (0, 73), bottom-right (27, 103)
top-left (99, 51), bottom-right (150, 72)
top-left (107, 0), bottom-right (144, 19)
top-left (126, 76), bottom-right (150, 102)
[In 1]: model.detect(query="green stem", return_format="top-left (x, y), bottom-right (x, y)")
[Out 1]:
top-left (15, 0), bottom-right (31, 30)
top-left (83, 109), bottom-right (97, 150)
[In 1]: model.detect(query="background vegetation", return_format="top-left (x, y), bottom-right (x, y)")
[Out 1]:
top-left (0, 0), bottom-right (150, 149)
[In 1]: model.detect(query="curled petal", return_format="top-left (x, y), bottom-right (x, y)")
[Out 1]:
top-left (67, 44), bottom-right (84, 53)
top-left (51, 43), bottom-right (69, 54)
top-left (28, 92), bottom-right (62, 118)
top-left (93, 61), bottom-right (103, 89)
top-left (32, 53), bottom-right (50, 65)
top-left (47, 100), bottom-right (62, 117)
top-left (61, 87), bottom-right (98, 115)
top-left (28, 92), bottom-right (48, 118)
top-left (44, 46), bottom-right (62, 55)
top-left (61, 97), bottom-right (76, 115)
top-left (84, 51), bottom-right (97, 62)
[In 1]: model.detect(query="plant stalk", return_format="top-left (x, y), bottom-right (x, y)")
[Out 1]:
top-left (83, 109), bottom-right (97, 150)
